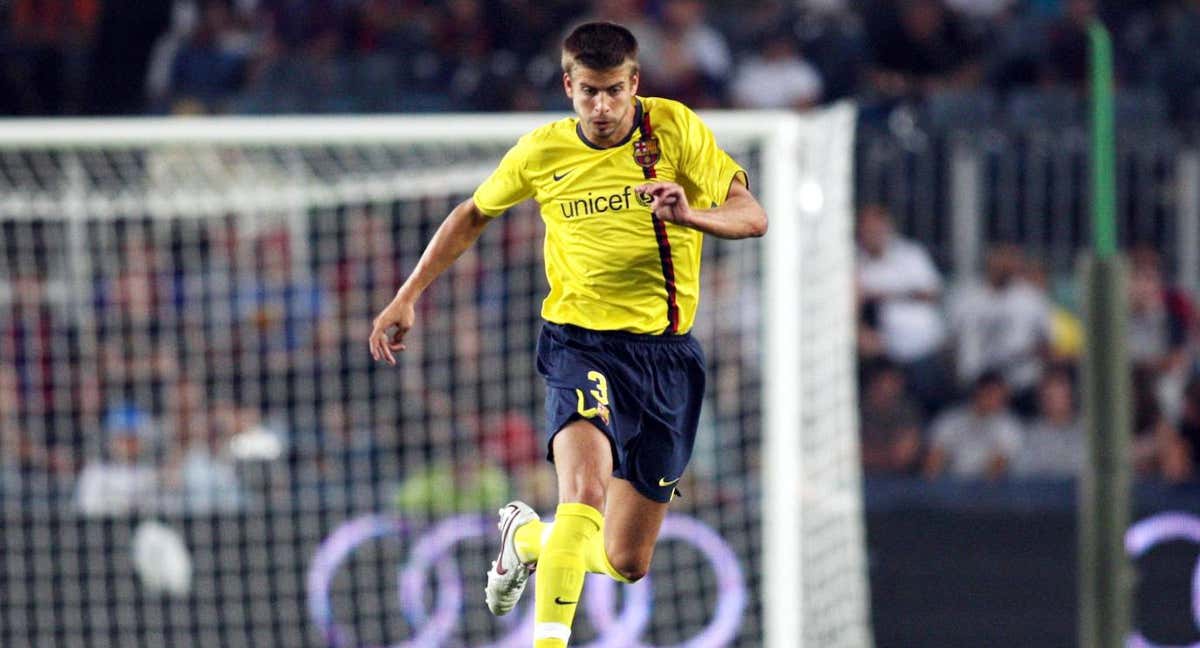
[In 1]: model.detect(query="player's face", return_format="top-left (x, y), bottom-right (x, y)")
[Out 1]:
top-left (564, 64), bottom-right (639, 147)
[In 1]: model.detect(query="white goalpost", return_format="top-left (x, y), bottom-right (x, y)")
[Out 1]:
top-left (0, 105), bottom-right (868, 648)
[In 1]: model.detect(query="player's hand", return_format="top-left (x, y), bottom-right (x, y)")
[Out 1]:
top-left (368, 298), bottom-right (415, 366)
top-left (637, 182), bottom-right (692, 226)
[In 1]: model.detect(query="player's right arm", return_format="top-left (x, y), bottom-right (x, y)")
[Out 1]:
top-left (368, 131), bottom-right (535, 365)
top-left (368, 198), bottom-right (491, 365)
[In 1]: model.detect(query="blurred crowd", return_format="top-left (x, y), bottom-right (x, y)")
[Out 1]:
top-left (3, 0), bottom-right (1200, 127)
top-left (8, 200), bottom-right (1198, 521)
top-left (856, 203), bottom-right (1200, 483)
top-left (0, 206), bottom-right (560, 516)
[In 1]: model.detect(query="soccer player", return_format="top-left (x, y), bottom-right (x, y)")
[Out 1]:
top-left (368, 22), bottom-right (767, 648)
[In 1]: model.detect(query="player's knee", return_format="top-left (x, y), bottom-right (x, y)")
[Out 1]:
top-left (559, 478), bottom-right (606, 510)
top-left (606, 550), bottom-right (650, 583)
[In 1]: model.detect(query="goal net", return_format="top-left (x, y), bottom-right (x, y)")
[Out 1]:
top-left (0, 107), bottom-right (867, 648)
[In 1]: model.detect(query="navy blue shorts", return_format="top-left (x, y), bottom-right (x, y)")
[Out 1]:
top-left (536, 322), bottom-right (706, 503)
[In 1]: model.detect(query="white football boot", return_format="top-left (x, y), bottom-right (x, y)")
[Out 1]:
top-left (485, 501), bottom-right (540, 615)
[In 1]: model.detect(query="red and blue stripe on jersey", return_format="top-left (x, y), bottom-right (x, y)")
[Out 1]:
top-left (637, 111), bottom-right (679, 334)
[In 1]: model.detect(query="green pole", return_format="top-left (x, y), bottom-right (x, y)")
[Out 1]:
top-left (1079, 19), bottom-right (1132, 648)
top-left (1089, 21), bottom-right (1117, 259)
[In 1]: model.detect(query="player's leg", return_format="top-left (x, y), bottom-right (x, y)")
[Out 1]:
top-left (595, 332), bottom-right (705, 582)
top-left (531, 419), bottom-right (612, 647)
top-left (517, 330), bottom-right (703, 585)
top-left (516, 454), bottom-right (674, 588)
top-left (549, 418), bottom-right (613, 508)
top-left (600, 477), bottom-right (668, 582)
top-left (515, 462), bottom-right (675, 588)
top-left (510, 429), bottom-right (647, 583)
top-left (489, 323), bottom-right (623, 620)
top-left (486, 417), bottom-right (615, 619)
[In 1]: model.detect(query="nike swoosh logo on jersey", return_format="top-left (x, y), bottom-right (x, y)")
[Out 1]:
top-left (554, 597), bottom-right (577, 605)
top-left (658, 476), bottom-right (680, 487)
top-left (553, 169), bottom-right (573, 181)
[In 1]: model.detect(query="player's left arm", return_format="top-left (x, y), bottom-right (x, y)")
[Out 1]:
top-left (636, 178), bottom-right (767, 239)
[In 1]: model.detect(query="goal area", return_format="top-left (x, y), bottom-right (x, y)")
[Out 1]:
top-left (0, 106), bottom-right (868, 648)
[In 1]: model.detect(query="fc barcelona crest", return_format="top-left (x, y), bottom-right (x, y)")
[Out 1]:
top-left (633, 137), bottom-right (660, 168)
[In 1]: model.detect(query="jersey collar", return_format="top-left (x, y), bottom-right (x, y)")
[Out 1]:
top-left (575, 97), bottom-right (644, 151)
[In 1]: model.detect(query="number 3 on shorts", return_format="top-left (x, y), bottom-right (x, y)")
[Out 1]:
top-left (575, 370), bottom-right (610, 420)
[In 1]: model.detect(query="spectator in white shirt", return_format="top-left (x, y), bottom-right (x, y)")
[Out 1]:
top-left (731, 31), bottom-right (823, 110)
top-left (924, 370), bottom-right (1024, 481)
top-left (1127, 245), bottom-right (1197, 423)
top-left (856, 203), bottom-right (950, 413)
top-left (947, 243), bottom-right (1053, 415)
top-left (1012, 368), bottom-right (1084, 479)
top-left (75, 404), bottom-right (160, 516)
top-left (160, 377), bottom-right (243, 512)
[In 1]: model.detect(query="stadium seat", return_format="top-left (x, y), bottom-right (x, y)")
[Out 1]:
top-left (1115, 88), bottom-right (1169, 127)
top-left (1005, 88), bottom-right (1082, 128)
top-left (923, 89), bottom-right (999, 132)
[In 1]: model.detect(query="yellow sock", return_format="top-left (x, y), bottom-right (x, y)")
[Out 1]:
top-left (514, 515), bottom-right (631, 584)
top-left (514, 519), bottom-right (550, 564)
top-left (533, 503), bottom-right (601, 647)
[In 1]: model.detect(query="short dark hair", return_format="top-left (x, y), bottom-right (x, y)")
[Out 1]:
top-left (562, 22), bottom-right (639, 76)
top-left (972, 369), bottom-right (1008, 394)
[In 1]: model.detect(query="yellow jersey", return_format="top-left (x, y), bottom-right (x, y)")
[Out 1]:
top-left (472, 96), bottom-right (747, 335)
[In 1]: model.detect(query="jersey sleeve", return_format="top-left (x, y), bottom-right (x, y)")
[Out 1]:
top-left (472, 134), bottom-right (535, 217)
top-left (675, 106), bottom-right (748, 206)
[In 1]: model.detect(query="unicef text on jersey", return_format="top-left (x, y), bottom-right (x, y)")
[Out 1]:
top-left (558, 185), bottom-right (653, 219)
